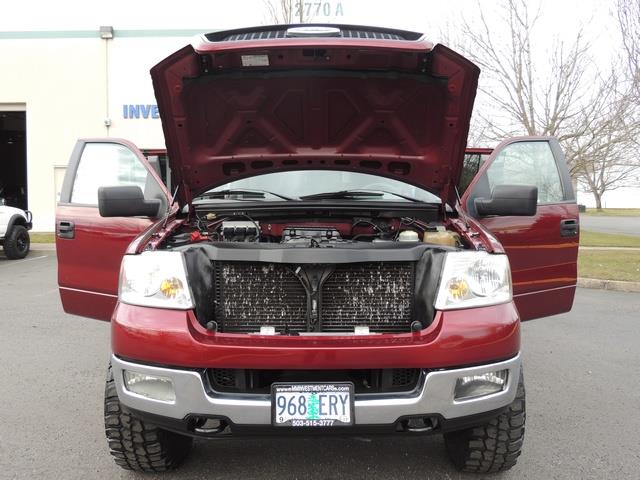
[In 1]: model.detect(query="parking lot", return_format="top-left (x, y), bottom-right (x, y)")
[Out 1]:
top-left (1, 250), bottom-right (639, 480)
top-left (580, 215), bottom-right (640, 237)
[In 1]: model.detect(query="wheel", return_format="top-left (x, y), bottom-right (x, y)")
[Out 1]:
top-left (104, 364), bottom-right (192, 472)
top-left (3, 225), bottom-right (30, 259)
top-left (443, 369), bottom-right (525, 473)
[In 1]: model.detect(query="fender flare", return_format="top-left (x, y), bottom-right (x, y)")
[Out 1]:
top-left (5, 214), bottom-right (31, 235)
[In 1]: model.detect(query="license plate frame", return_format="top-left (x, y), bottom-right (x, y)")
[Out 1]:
top-left (271, 382), bottom-right (355, 427)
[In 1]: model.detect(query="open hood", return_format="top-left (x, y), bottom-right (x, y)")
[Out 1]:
top-left (151, 24), bottom-right (479, 206)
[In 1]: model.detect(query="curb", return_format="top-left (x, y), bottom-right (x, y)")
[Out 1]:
top-left (577, 278), bottom-right (640, 293)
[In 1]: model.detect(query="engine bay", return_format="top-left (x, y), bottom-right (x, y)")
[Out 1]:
top-left (163, 210), bottom-right (464, 250)
top-left (154, 206), bottom-right (479, 335)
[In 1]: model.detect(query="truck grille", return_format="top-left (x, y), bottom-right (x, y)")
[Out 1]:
top-left (214, 262), bottom-right (307, 333)
top-left (213, 261), bottom-right (414, 334)
top-left (321, 263), bottom-right (413, 333)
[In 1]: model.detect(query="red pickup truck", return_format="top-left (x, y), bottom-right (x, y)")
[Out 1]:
top-left (56, 24), bottom-right (579, 474)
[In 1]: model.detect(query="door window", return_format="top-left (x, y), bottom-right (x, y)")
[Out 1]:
top-left (70, 143), bottom-right (148, 205)
top-left (485, 141), bottom-right (564, 203)
top-left (459, 152), bottom-right (490, 194)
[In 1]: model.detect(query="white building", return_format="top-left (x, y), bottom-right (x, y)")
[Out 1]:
top-left (0, 29), bottom-right (209, 230)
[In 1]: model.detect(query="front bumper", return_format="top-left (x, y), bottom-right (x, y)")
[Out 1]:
top-left (111, 302), bottom-right (520, 370)
top-left (112, 353), bottom-right (521, 428)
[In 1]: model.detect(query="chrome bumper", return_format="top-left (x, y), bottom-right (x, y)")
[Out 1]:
top-left (111, 353), bottom-right (521, 425)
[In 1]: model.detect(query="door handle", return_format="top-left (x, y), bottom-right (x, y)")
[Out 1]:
top-left (560, 219), bottom-right (579, 237)
top-left (57, 221), bottom-right (75, 239)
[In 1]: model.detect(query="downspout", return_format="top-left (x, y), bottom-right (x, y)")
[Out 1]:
top-left (99, 26), bottom-right (114, 135)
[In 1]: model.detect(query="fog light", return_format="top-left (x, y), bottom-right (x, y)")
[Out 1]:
top-left (123, 370), bottom-right (176, 402)
top-left (454, 370), bottom-right (508, 400)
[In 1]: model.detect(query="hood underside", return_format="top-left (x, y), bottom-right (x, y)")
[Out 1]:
top-left (150, 24), bottom-right (480, 205)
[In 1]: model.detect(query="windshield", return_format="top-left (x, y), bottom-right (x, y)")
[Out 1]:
top-left (197, 171), bottom-right (440, 203)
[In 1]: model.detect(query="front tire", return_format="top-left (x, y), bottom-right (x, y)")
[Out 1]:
top-left (104, 364), bottom-right (192, 472)
top-left (4, 225), bottom-right (30, 259)
top-left (444, 370), bottom-right (526, 473)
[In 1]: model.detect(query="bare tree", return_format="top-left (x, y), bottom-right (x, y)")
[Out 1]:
top-left (453, 0), bottom-right (639, 209)
top-left (568, 72), bottom-right (640, 208)
top-left (618, 0), bottom-right (640, 96)
top-left (456, 1), bottom-right (590, 148)
top-left (264, 0), bottom-right (305, 24)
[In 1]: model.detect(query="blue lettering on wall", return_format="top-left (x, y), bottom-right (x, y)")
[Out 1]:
top-left (122, 104), bottom-right (160, 119)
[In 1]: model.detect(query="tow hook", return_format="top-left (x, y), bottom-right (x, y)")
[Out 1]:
top-left (400, 416), bottom-right (439, 433)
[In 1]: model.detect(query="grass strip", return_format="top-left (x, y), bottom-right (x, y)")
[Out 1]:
top-left (580, 230), bottom-right (640, 248)
top-left (584, 208), bottom-right (640, 217)
top-left (579, 250), bottom-right (640, 282)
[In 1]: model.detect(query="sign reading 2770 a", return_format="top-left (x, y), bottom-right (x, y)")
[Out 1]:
top-left (296, 1), bottom-right (344, 18)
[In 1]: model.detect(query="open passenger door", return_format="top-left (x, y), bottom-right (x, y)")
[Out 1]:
top-left (460, 137), bottom-right (579, 321)
top-left (56, 139), bottom-right (170, 320)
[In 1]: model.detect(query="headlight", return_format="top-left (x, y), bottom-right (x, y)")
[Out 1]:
top-left (434, 252), bottom-right (511, 310)
top-left (119, 251), bottom-right (194, 309)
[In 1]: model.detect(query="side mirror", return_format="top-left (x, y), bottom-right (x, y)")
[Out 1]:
top-left (475, 185), bottom-right (538, 217)
top-left (98, 186), bottom-right (161, 218)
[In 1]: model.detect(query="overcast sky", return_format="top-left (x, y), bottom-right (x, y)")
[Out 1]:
top-left (0, 0), bottom-right (621, 74)
top-left (0, 0), bottom-right (618, 45)
top-left (0, 0), bottom-right (622, 80)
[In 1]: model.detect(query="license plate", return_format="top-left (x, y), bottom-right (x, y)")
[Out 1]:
top-left (271, 383), bottom-right (354, 427)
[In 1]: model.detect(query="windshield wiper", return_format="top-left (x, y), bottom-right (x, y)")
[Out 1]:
top-left (197, 189), bottom-right (296, 201)
top-left (299, 190), bottom-right (384, 201)
top-left (299, 189), bottom-right (422, 202)
top-left (353, 189), bottom-right (423, 202)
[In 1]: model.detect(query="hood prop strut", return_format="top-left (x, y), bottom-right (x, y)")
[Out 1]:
top-left (162, 185), bottom-right (180, 229)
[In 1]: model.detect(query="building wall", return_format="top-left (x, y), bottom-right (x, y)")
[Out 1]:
top-left (1, 37), bottom-right (106, 230)
top-left (106, 36), bottom-right (192, 146)
top-left (0, 32), bottom-right (195, 231)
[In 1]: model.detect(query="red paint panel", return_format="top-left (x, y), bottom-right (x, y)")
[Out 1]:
top-left (515, 285), bottom-right (576, 321)
top-left (111, 302), bottom-right (520, 369)
top-left (479, 204), bottom-right (579, 293)
top-left (151, 41), bottom-right (479, 204)
top-left (56, 204), bottom-right (156, 320)
top-left (465, 148), bottom-right (493, 155)
top-left (477, 203), bottom-right (579, 320)
top-left (459, 137), bottom-right (579, 321)
top-left (59, 287), bottom-right (117, 321)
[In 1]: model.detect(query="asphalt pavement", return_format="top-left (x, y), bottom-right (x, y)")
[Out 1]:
top-left (580, 215), bottom-right (640, 236)
top-left (1, 251), bottom-right (639, 480)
